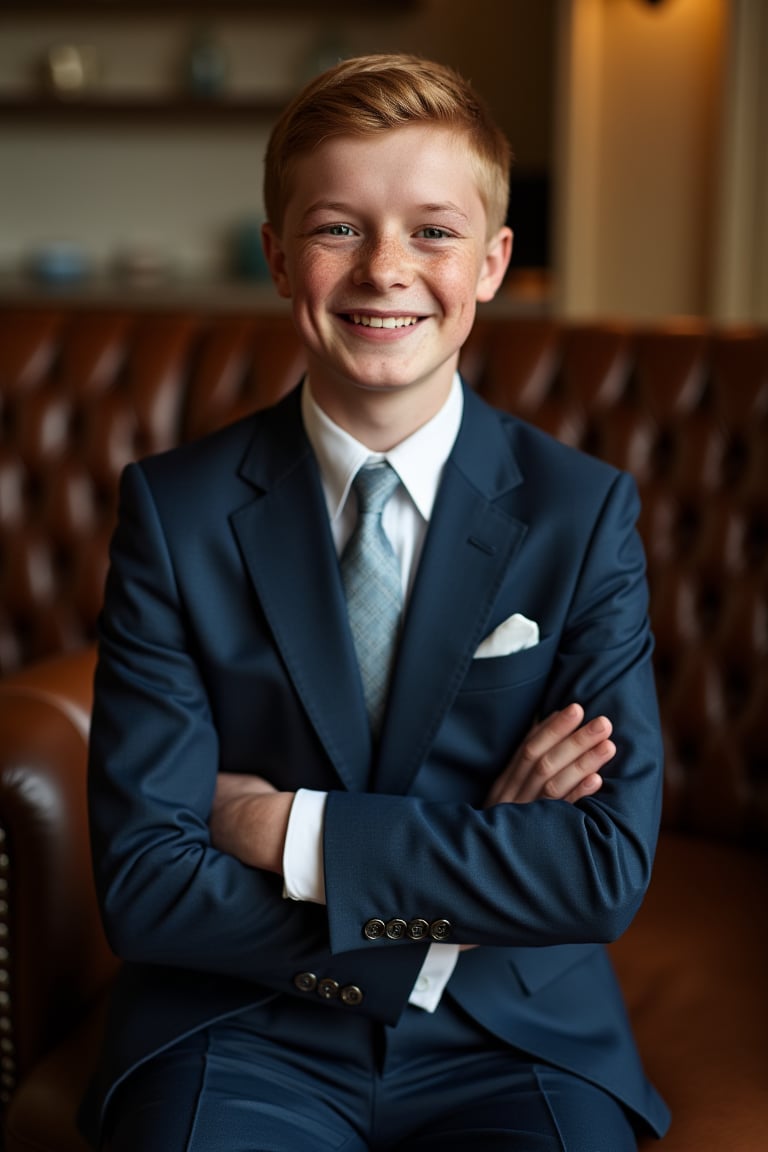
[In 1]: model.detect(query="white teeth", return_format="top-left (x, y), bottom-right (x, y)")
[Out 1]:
top-left (350, 314), bottom-right (419, 328)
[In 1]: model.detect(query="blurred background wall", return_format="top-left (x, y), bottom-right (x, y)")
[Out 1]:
top-left (0, 0), bottom-right (765, 323)
top-left (555, 0), bottom-right (767, 323)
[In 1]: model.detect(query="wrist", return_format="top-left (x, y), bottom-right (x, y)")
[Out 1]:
top-left (262, 790), bottom-right (295, 874)
top-left (238, 790), bottom-right (295, 874)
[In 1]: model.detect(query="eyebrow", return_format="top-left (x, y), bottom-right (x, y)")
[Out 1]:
top-left (301, 201), bottom-right (354, 219)
top-left (419, 203), bottom-right (471, 223)
top-left (300, 201), bottom-right (472, 225)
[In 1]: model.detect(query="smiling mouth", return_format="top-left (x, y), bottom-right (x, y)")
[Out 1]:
top-left (345, 313), bottom-right (422, 329)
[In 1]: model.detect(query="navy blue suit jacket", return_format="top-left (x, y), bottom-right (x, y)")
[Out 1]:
top-left (82, 383), bottom-right (670, 1142)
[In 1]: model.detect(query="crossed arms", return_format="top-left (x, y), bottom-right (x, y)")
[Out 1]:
top-left (209, 704), bottom-right (617, 874)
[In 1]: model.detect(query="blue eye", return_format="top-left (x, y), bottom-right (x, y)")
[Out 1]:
top-left (417, 227), bottom-right (450, 239)
top-left (324, 224), bottom-right (355, 237)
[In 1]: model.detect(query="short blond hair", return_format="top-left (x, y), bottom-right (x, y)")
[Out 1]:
top-left (263, 53), bottom-right (512, 237)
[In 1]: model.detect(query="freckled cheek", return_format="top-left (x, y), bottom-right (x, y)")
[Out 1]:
top-left (289, 261), bottom-right (350, 344)
top-left (432, 263), bottom-right (486, 314)
top-left (297, 256), bottom-right (350, 305)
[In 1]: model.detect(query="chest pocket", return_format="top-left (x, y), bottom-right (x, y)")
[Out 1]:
top-left (458, 631), bottom-right (556, 694)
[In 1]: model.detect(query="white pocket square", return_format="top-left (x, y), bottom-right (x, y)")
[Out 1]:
top-left (474, 613), bottom-right (540, 659)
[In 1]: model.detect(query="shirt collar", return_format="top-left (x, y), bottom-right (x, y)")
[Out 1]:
top-left (301, 376), bottom-right (464, 524)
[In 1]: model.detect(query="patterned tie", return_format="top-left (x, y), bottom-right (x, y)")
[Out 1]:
top-left (341, 462), bottom-right (403, 738)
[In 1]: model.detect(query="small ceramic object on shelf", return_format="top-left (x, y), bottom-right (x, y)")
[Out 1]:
top-left (231, 219), bottom-right (270, 282)
top-left (113, 245), bottom-right (175, 289)
top-left (300, 27), bottom-right (348, 83)
top-left (30, 242), bottom-right (90, 285)
top-left (44, 44), bottom-right (101, 97)
top-left (185, 28), bottom-right (229, 99)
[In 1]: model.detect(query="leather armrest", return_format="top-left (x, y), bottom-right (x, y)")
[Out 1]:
top-left (0, 647), bottom-right (118, 1092)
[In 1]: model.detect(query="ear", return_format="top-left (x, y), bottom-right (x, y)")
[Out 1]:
top-left (261, 222), bottom-right (292, 299)
top-left (476, 226), bottom-right (513, 303)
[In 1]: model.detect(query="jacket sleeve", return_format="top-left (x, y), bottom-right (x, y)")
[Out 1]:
top-left (88, 462), bottom-right (427, 1011)
top-left (322, 469), bottom-right (665, 954)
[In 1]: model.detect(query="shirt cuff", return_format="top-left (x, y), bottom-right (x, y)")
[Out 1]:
top-left (408, 944), bottom-right (460, 1012)
top-left (282, 788), bottom-right (328, 904)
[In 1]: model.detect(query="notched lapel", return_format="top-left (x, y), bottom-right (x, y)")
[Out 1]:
top-left (231, 393), bottom-right (372, 792)
top-left (375, 391), bottom-right (528, 796)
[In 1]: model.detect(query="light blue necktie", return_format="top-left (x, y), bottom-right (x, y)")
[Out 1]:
top-left (341, 462), bottom-right (403, 738)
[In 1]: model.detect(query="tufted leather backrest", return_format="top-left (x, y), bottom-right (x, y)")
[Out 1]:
top-left (1, 304), bottom-right (766, 844)
top-left (0, 309), bottom-right (305, 671)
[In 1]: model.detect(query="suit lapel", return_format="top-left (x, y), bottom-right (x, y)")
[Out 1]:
top-left (231, 390), bottom-right (372, 792)
top-left (374, 389), bottom-right (528, 795)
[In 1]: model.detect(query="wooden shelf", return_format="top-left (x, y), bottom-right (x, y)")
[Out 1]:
top-left (0, 0), bottom-right (420, 118)
top-left (0, 1), bottom-right (418, 15)
top-left (0, 94), bottom-right (291, 122)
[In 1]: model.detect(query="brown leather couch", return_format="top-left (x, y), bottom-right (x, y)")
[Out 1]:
top-left (0, 305), bottom-right (767, 1150)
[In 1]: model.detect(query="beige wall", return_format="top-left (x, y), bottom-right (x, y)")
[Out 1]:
top-left (555, 0), bottom-right (727, 321)
top-left (712, 0), bottom-right (768, 324)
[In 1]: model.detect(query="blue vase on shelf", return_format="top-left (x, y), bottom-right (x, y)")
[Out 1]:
top-left (186, 29), bottom-right (229, 99)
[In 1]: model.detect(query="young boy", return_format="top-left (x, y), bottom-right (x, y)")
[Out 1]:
top-left (83, 54), bottom-right (670, 1150)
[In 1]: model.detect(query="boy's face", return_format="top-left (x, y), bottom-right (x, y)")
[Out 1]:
top-left (263, 125), bottom-right (511, 432)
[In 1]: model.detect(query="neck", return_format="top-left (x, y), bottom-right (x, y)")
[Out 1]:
top-left (308, 374), bottom-right (455, 453)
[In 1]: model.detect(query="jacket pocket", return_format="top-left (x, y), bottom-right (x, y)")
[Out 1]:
top-left (510, 942), bottom-right (602, 995)
top-left (459, 631), bottom-right (556, 693)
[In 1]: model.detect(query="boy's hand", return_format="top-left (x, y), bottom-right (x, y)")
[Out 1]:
top-left (484, 704), bottom-right (615, 808)
top-left (209, 773), bottom-right (294, 875)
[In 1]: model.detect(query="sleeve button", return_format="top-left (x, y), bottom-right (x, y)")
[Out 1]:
top-left (363, 918), bottom-right (386, 940)
top-left (385, 918), bottom-right (407, 940)
top-left (406, 918), bottom-right (429, 941)
top-left (317, 978), bottom-right (340, 999)
top-left (429, 919), bottom-right (452, 942)
top-left (293, 972), bottom-right (318, 993)
top-left (340, 984), bottom-right (364, 1006)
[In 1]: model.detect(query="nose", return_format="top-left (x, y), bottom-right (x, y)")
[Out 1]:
top-left (352, 232), bottom-right (413, 290)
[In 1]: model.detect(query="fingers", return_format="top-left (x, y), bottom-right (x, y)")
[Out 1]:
top-left (486, 705), bottom-right (616, 807)
top-left (485, 703), bottom-right (583, 805)
top-left (556, 732), bottom-right (615, 803)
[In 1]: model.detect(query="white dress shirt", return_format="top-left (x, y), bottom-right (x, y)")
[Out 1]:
top-left (281, 375), bottom-right (464, 1012)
